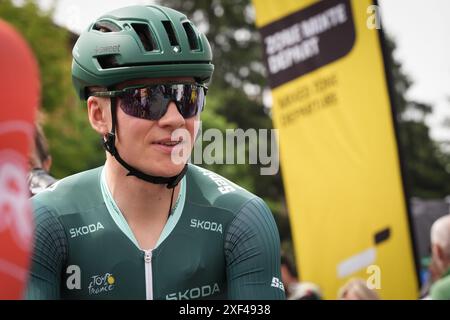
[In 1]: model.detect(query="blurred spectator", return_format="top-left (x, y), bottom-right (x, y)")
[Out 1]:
top-left (281, 253), bottom-right (322, 300)
top-left (28, 123), bottom-right (57, 196)
top-left (411, 197), bottom-right (449, 261)
top-left (429, 214), bottom-right (450, 299)
top-left (419, 252), bottom-right (442, 298)
top-left (338, 278), bottom-right (380, 300)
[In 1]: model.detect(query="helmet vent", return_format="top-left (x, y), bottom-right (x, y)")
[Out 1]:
top-left (93, 20), bottom-right (121, 33)
top-left (182, 22), bottom-right (199, 51)
top-left (162, 21), bottom-right (179, 47)
top-left (131, 23), bottom-right (157, 51)
top-left (97, 55), bottom-right (120, 69)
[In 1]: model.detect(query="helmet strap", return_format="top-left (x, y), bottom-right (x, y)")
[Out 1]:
top-left (103, 96), bottom-right (187, 189)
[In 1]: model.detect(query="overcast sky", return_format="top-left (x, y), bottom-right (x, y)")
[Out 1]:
top-left (27, 0), bottom-right (450, 142)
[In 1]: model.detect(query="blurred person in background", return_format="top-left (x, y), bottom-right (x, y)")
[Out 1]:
top-left (28, 122), bottom-right (57, 196)
top-left (428, 214), bottom-right (450, 299)
top-left (338, 278), bottom-right (380, 300)
top-left (281, 253), bottom-right (322, 300)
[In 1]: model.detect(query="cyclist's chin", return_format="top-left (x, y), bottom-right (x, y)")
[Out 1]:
top-left (138, 144), bottom-right (190, 177)
top-left (143, 159), bottom-right (186, 178)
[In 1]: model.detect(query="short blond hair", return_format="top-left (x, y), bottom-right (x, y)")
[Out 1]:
top-left (338, 278), bottom-right (380, 300)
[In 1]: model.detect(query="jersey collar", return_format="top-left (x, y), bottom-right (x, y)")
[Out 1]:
top-left (100, 166), bottom-right (186, 250)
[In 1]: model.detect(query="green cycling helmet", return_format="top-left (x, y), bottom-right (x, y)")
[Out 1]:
top-left (72, 5), bottom-right (214, 100)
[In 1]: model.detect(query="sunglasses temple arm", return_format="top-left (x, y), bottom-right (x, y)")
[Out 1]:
top-left (92, 91), bottom-right (122, 98)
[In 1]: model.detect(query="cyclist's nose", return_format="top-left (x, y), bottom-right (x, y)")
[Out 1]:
top-left (158, 100), bottom-right (184, 128)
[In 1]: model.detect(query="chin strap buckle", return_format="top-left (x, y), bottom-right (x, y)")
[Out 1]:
top-left (166, 164), bottom-right (188, 189)
top-left (103, 132), bottom-right (117, 156)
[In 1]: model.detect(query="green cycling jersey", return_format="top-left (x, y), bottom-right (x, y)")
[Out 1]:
top-left (26, 164), bottom-right (286, 300)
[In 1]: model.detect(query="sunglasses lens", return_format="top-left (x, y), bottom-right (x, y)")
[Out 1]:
top-left (119, 87), bottom-right (164, 119)
top-left (118, 84), bottom-right (205, 121)
top-left (178, 84), bottom-right (205, 118)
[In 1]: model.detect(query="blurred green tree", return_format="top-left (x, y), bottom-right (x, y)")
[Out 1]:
top-left (0, 0), bottom-right (106, 178)
top-left (384, 36), bottom-right (450, 198)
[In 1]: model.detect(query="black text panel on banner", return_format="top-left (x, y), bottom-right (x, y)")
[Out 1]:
top-left (253, 0), bottom-right (419, 299)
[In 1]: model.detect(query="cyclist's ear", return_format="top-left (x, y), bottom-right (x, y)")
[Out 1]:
top-left (87, 96), bottom-right (111, 136)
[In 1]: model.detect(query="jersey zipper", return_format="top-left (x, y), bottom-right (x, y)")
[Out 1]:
top-left (144, 250), bottom-right (153, 300)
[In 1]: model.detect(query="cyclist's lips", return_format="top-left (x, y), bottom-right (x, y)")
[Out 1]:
top-left (151, 138), bottom-right (184, 154)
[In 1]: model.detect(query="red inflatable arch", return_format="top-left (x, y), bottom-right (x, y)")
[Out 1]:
top-left (0, 19), bottom-right (39, 299)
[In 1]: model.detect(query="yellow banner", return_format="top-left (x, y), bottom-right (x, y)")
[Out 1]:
top-left (253, 0), bottom-right (419, 299)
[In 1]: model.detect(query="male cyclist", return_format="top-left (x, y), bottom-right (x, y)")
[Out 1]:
top-left (26, 5), bottom-right (285, 300)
